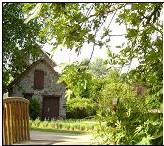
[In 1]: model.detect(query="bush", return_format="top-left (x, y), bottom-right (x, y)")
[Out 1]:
top-left (29, 97), bottom-right (41, 120)
top-left (80, 125), bottom-right (85, 131)
top-left (43, 121), bottom-right (49, 128)
top-left (66, 98), bottom-right (96, 119)
top-left (93, 70), bottom-right (163, 145)
top-left (32, 118), bottom-right (41, 127)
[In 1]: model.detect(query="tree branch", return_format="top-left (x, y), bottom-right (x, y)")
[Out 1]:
top-left (88, 6), bottom-right (120, 64)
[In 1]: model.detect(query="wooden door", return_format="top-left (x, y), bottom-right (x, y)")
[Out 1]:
top-left (42, 96), bottom-right (59, 120)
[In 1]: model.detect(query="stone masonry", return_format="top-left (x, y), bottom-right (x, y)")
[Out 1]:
top-left (10, 60), bottom-right (66, 118)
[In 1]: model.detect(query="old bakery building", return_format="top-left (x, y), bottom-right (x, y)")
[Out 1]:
top-left (7, 54), bottom-right (66, 120)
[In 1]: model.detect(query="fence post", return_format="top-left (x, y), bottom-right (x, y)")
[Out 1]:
top-left (112, 97), bottom-right (118, 145)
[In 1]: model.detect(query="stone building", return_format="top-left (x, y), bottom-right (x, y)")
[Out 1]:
top-left (7, 53), bottom-right (66, 120)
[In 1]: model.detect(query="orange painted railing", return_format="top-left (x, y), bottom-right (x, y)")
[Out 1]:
top-left (3, 97), bottom-right (30, 145)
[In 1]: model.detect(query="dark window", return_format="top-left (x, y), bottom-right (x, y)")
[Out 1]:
top-left (34, 70), bottom-right (44, 89)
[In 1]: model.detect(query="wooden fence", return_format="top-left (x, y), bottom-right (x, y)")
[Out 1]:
top-left (3, 97), bottom-right (30, 145)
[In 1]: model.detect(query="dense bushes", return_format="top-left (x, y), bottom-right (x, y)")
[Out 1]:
top-left (93, 70), bottom-right (162, 145)
top-left (29, 97), bottom-right (41, 120)
top-left (66, 98), bottom-right (97, 119)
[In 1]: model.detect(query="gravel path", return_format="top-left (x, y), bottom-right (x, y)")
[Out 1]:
top-left (14, 130), bottom-right (94, 145)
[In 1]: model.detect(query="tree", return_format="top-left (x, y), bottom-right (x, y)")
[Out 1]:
top-left (58, 60), bottom-right (92, 100)
top-left (89, 58), bottom-right (108, 78)
top-left (111, 3), bottom-right (163, 100)
top-left (3, 3), bottom-right (45, 89)
top-left (23, 3), bottom-right (162, 92)
top-left (58, 60), bottom-right (99, 119)
top-left (23, 3), bottom-right (126, 53)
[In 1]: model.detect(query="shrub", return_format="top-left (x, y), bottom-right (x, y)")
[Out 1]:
top-left (32, 118), bottom-right (41, 127)
top-left (66, 98), bottom-right (96, 119)
top-left (66, 124), bottom-right (71, 130)
top-left (58, 123), bottom-right (63, 129)
top-left (29, 97), bottom-right (41, 120)
top-left (39, 120), bottom-right (49, 128)
top-left (30, 118), bottom-right (98, 132)
top-left (80, 124), bottom-right (86, 131)
top-left (48, 121), bottom-right (55, 129)
top-left (70, 126), bottom-right (74, 131)
top-left (29, 120), bottom-right (32, 127)
top-left (93, 70), bottom-right (163, 145)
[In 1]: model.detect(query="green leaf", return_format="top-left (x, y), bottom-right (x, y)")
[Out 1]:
top-left (24, 3), bottom-right (42, 23)
top-left (137, 135), bottom-right (152, 145)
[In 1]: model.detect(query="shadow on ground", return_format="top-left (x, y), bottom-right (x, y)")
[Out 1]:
top-left (14, 130), bottom-right (94, 145)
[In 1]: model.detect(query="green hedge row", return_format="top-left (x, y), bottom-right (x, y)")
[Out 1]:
top-left (29, 119), bottom-right (98, 132)
top-left (66, 98), bottom-right (97, 119)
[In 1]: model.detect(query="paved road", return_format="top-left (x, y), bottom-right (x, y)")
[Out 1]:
top-left (14, 131), bottom-right (94, 145)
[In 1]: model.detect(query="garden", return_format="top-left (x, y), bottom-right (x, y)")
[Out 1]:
top-left (3, 3), bottom-right (163, 145)
top-left (29, 68), bottom-right (163, 145)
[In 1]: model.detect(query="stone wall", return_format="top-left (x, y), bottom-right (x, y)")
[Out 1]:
top-left (11, 61), bottom-right (66, 118)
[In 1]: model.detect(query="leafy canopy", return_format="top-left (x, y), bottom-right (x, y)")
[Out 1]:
top-left (3, 3), bottom-right (45, 88)
top-left (23, 3), bottom-right (162, 91)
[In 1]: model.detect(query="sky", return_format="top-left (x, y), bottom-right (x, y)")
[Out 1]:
top-left (42, 7), bottom-right (139, 73)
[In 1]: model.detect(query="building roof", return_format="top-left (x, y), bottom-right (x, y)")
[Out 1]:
top-left (6, 58), bottom-right (59, 90)
top-left (39, 47), bottom-right (57, 67)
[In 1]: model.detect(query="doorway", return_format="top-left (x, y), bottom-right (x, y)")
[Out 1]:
top-left (42, 95), bottom-right (60, 120)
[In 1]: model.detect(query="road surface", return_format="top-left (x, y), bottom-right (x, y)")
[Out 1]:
top-left (14, 130), bottom-right (94, 145)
